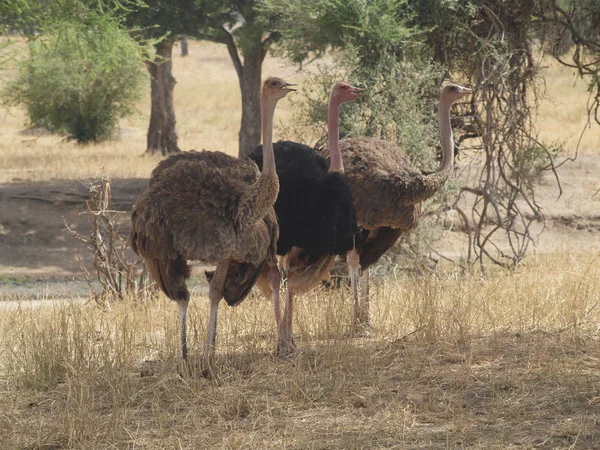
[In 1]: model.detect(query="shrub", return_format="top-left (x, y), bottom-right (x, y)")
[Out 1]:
top-left (3, 13), bottom-right (146, 143)
top-left (289, 55), bottom-right (444, 171)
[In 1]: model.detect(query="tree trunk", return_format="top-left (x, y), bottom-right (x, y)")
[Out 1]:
top-left (180, 35), bottom-right (188, 57)
top-left (237, 52), bottom-right (263, 158)
top-left (146, 38), bottom-right (180, 155)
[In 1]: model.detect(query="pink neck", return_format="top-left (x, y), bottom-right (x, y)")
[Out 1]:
top-left (327, 94), bottom-right (343, 172)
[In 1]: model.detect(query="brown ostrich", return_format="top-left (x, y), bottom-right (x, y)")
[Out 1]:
top-left (325, 83), bottom-right (472, 329)
top-left (129, 77), bottom-right (295, 361)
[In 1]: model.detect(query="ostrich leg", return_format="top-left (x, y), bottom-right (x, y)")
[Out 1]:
top-left (204, 259), bottom-right (231, 361)
top-left (358, 268), bottom-right (371, 329)
top-left (178, 300), bottom-right (189, 360)
top-left (266, 263), bottom-right (285, 347)
top-left (347, 247), bottom-right (361, 324)
top-left (348, 247), bottom-right (371, 333)
top-left (279, 288), bottom-right (297, 357)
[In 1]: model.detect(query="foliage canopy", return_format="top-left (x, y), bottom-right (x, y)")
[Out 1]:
top-left (267, 0), bottom-right (576, 268)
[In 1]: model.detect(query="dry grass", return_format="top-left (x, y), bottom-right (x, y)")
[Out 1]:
top-left (1, 251), bottom-right (600, 449)
top-left (1, 39), bottom-right (599, 184)
top-left (0, 39), bottom-right (313, 184)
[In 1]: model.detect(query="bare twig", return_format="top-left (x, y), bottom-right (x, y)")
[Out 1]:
top-left (63, 177), bottom-right (155, 304)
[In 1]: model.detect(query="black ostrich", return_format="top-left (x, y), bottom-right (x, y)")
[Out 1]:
top-left (248, 81), bottom-right (364, 356)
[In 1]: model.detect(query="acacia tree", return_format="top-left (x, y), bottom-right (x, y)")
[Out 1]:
top-left (267, 0), bottom-right (567, 268)
top-left (412, 0), bottom-right (552, 267)
top-left (127, 1), bottom-right (212, 155)
top-left (128, 1), bottom-right (280, 158)
top-left (199, 1), bottom-right (280, 158)
top-left (410, 0), bottom-right (600, 266)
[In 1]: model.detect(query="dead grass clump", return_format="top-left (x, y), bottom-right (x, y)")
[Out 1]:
top-left (1, 251), bottom-right (600, 448)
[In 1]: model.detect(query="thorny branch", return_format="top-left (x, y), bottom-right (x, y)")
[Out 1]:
top-left (445, 0), bottom-right (554, 269)
top-left (63, 177), bottom-right (155, 305)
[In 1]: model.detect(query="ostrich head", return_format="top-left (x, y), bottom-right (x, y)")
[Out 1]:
top-left (441, 83), bottom-right (472, 104)
top-left (331, 82), bottom-right (364, 103)
top-left (263, 77), bottom-right (296, 101)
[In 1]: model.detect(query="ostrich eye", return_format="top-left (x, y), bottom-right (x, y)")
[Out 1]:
top-left (271, 81), bottom-right (278, 87)
top-left (342, 85), bottom-right (348, 89)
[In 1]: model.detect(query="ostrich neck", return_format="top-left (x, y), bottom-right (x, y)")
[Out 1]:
top-left (235, 93), bottom-right (279, 230)
top-left (393, 95), bottom-right (456, 206)
top-left (328, 95), bottom-right (343, 172)
top-left (438, 99), bottom-right (454, 173)
top-left (261, 94), bottom-right (277, 176)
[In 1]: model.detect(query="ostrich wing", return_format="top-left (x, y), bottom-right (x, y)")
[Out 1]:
top-left (131, 156), bottom-right (264, 265)
top-left (355, 226), bottom-right (404, 271)
top-left (335, 137), bottom-right (442, 230)
top-left (206, 208), bottom-right (279, 306)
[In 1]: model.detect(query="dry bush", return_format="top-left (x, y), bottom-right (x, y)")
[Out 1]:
top-left (64, 176), bottom-right (154, 304)
top-left (1, 251), bottom-right (600, 448)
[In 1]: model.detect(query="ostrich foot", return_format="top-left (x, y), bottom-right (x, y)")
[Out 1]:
top-left (177, 358), bottom-right (192, 378)
top-left (176, 358), bottom-right (215, 379)
top-left (276, 336), bottom-right (298, 358)
top-left (350, 316), bottom-right (372, 338)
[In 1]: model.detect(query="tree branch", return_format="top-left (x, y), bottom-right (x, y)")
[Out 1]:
top-left (219, 26), bottom-right (243, 78)
top-left (553, 4), bottom-right (600, 50)
top-left (257, 32), bottom-right (281, 63)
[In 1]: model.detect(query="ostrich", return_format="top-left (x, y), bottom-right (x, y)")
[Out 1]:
top-left (129, 77), bottom-right (295, 361)
top-left (325, 83), bottom-right (472, 329)
top-left (248, 82), bottom-right (363, 356)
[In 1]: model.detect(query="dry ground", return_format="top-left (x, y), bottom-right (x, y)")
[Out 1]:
top-left (1, 39), bottom-right (600, 449)
top-left (1, 253), bottom-right (600, 449)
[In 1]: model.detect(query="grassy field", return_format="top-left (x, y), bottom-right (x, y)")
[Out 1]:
top-left (1, 39), bottom-right (600, 449)
top-left (1, 252), bottom-right (600, 449)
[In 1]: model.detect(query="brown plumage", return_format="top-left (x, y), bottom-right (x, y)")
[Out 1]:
top-left (338, 137), bottom-right (449, 230)
top-left (130, 77), bottom-right (295, 361)
top-left (322, 83), bottom-right (472, 329)
top-left (132, 156), bottom-right (279, 266)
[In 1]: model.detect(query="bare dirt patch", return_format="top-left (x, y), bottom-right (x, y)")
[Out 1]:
top-left (0, 178), bottom-right (145, 279)
top-left (1, 155), bottom-right (599, 298)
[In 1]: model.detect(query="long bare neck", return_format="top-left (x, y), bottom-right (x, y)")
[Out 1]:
top-left (234, 90), bottom-right (280, 230)
top-left (261, 92), bottom-right (277, 176)
top-left (327, 93), bottom-right (343, 172)
top-left (437, 96), bottom-right (454, 173)
top-left (391, 94), bottom-right (457, 205)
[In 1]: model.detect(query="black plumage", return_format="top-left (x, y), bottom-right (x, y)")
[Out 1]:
top-left (354, 226), bottom-right (404, 271)
top-left (248, 140), bottom-right (357, 262)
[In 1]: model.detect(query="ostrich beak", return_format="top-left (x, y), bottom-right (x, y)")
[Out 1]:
top-left (283, 83), bottom-right (297, 92)
top-left (349, 86), bottom-right (365, 96)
